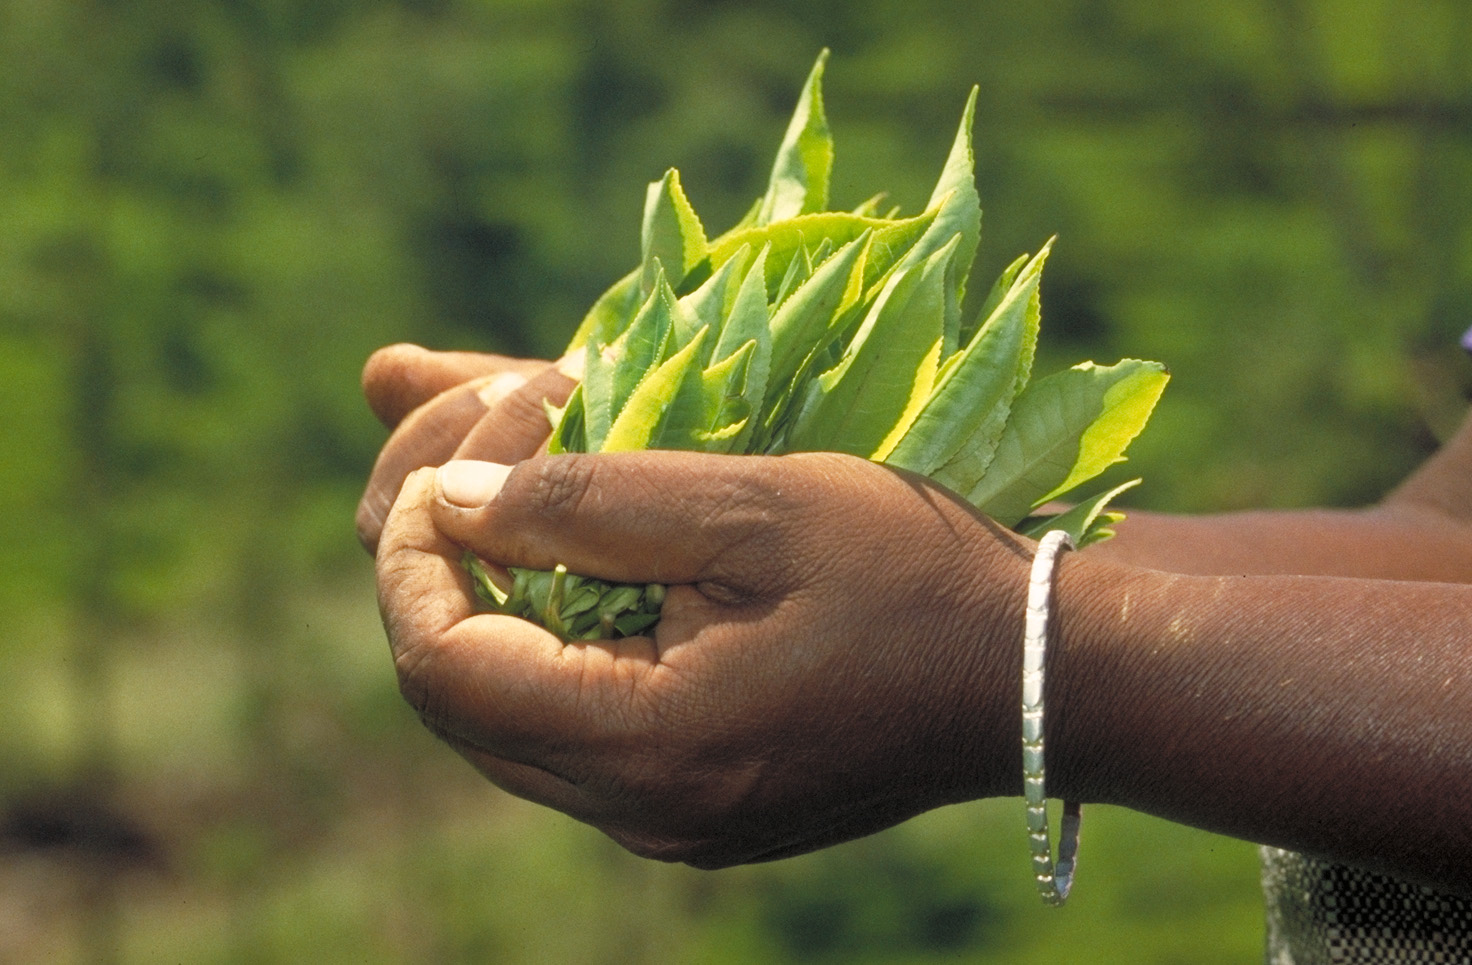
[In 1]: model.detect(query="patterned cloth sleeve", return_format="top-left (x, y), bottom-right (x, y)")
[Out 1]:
top-left (1261, 848), bottom-right (1472, 964)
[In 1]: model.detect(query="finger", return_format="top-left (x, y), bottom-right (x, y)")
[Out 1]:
top-left (376, 468), bottom-right (662, 759)
top-left (428, 450), bottom-right (873, 591)
top-left (376, 468), bottom-right (571, 750)
top-left (357, 377), bottom-right (503, 554)
top-left (362, 343), bottom-right (550, 429)
top-left (451, 363), bottom-right (576, 464)
top-left (356, 364), bottom-right (578, 553)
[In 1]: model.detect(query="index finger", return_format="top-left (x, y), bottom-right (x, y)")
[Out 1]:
top-left (363, 344), bottom-right (550, 429)
top-left (357, 364), bottom-right (577, 553)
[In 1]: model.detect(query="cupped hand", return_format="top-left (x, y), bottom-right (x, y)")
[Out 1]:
top-left (375, 450), bottom-right (1035, 867)
top-left (356, 344), bottom-right (575, 553)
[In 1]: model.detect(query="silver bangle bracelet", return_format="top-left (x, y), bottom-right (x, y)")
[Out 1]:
top-left (1022, 528), bottom-right (1082, 906)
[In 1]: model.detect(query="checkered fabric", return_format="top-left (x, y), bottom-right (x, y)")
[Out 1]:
top-left (1262, 847), bottom-right (1472, 964)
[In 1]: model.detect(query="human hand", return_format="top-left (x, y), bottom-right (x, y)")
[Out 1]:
top-left (375, 450), bottom-right (1035, 867)
top-left (356, 344), bottom-right (577, 553)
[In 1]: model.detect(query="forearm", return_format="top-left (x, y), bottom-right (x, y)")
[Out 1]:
top-left (1047, 555), bottom-right (1472, 894)
top-left (1090, 407), bottom-right (1472, 583)
top-left (1386, 406), bottom-right (1472, 522)
top-left (1088, 505), bottom-right (1472, 583)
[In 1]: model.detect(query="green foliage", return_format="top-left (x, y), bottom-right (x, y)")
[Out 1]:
top-left (487, 54), bottom-right (1165, 639)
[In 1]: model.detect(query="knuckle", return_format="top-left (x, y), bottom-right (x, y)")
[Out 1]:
top-left (391, 638), bottom-right (437, 719)
top-left (522, 455), bottom-right (596, 523)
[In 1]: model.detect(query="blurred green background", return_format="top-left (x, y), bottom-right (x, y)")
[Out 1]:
top-left (3, 0), bottom-right (1471, 961)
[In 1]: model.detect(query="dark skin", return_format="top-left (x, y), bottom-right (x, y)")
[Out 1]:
top-left (363, 343), bottom-right (1472, 892)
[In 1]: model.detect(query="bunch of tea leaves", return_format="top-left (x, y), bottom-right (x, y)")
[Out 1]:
top-left (466, 51), bottom-right (1167, 639)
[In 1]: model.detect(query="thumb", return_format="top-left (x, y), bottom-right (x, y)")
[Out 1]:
top-left (428, 451), bottom-right (838, 592)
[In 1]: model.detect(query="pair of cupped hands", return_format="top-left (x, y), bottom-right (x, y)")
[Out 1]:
top-left (360, 343), bottom-right (1068, 868)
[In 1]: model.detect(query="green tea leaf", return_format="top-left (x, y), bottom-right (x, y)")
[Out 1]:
top-left (602, 326), bottom-right (710, 452)
top-left (773, 240), bottom-right (814, 307)
top-left (967, 359), bottom-right (1170, 525)
top-left (764, 232), bottom-right (870, 411)
top-left (680, 244), bottom-right (752, 363)
top-left (547, 382), bottom-right (587, 454)
top-left (642, 168), bottom-right (709, 295)
top-left (613, 612), bottom-right (661, 637)
top-left (583, 270), bottom-right (681, 451)
top-left (464, 553), bottom-right (510, 609)
top-left (711, 246), bottom-right (773, 416)
top-left (657, 338), bottom-right (756, 453)
top-left (1018, 478), bottom-right (1141, 547)
top-left (756, 49), bottom-right (833, 225)
top-left (708, 210), bottom-right (932, 298)
top-left (962, 252), bottom-right (1029, 349)
top-left (567, 268), bottom-right (641, 352)
top-left (914, 87), bottom-right (982, 308)
top-left (784, 237), bottom-right (955, 458)
top-left (886, 242), bottom-right (1051, 478)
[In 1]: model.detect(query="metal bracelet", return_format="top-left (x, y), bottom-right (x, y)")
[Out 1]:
top-left (1022, 528), bottom-right (1082, 906)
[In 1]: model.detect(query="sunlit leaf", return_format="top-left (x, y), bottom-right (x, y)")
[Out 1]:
top-left (602, 326), bottom-right (710, 452)
top-left (642, 168), bottom-right (708, 295)
top-left (657, 339), bottom-right (756, 453)
top-left (968, 359), bottom-right (1169, 525)
top-left (764, 231), bottom-right (870, 411)
top-left (1018, 478), bottom-right (1141, 547)
top-left (785, 238), bottom-right (955, 458)
top-left (886, 242), bottom-right (1051, 478)
top-left (711, 246), bottom-right (773, 419)
top-left (567, 268), bottom-right (641, 351)
top-left (708, 210), bottom-right (933, 298)
top-left (756, 49), bottom-right (833, 224)
top-left (680, 244), bottom-right (752, 362)
top-left (583, 270), bottom-right (681, 451)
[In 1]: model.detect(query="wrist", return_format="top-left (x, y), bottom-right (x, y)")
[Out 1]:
top-left (926, 522), bottom-right (1038, 803)
top-left (1026, 550), bottom-right (1149, 806)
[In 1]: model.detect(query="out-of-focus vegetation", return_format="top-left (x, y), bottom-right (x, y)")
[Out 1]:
top-left (2, 0), bottom-right (1469, 961)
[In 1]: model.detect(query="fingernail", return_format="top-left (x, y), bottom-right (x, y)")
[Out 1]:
top-left (555, 350), bottom-right (585, 380)
top-left (437, 460), bottom-right (512, 508)
top-left (476, 371), bottom-right (529, 406)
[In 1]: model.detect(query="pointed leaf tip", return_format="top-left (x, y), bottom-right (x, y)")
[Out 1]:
top-left (757, 50), bottom-right (835, 225)
top-left (642, 168), bottom-right (708, 294)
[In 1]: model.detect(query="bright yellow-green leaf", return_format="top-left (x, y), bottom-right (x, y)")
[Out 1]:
top-left (765, 232), bottom-right (870, 406)
top-left (887, 242), bottom-right (1051, 478)
top-left (961, 252), bottom-right (1029, 350)
top-left (914, 87), bottom-right (981, 309)
top-left (656, 338), bottom-right (757, 453)
top-left (784, 238), bottom-right (955, 458)
top-left (680, 244), bottom-right (752, 362)
top-left (566, 268), bottom-right (640, 352)
top-left (1019, 479), bottom-right (1141, 547)
top-left (602, 327), bottom-right (710, 452)
top-left (641, 168), bottom-right (708, 294)
top-left (711, 246), bottom-right (772, 415)
top-left (756, 49), bottom-right (833, 224)
top-left (968, 359), bottom-right (1170, 525)
top-left (707, 210), bottom-right (933, 298)
top-left (583, 271), bottom-right (681, 451)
